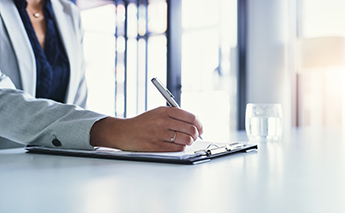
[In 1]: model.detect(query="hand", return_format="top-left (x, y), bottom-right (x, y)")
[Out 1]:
top-left (90, 106), bottom-right (203, 152)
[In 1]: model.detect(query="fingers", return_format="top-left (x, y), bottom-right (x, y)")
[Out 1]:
top-left (165, 130), bottom-right (194, 146)
top-left (132, 130), bottom-right (186, 152)
top-left (166, 107), bottom-right (204, 139)
top-left (168, 119), bottom-right (199, 141)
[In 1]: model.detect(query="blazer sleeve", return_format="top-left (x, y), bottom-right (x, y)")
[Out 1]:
top-left (0, 71), bottom-right (108, 150)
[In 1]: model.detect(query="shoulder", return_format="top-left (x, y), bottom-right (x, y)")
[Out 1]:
top-left (51, 0), bottom-right (82, 30)
top-left (51, 0), bottom-right (81, 16)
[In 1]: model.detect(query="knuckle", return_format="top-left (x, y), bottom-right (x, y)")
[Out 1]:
top-left (190, 114), bottom-right (197, 123)
top-left (167, 107), bottom-right (178, 116)
top-left (156, 106), bottom-right (168, 115)
top-left (186, 136), bottom-right (194, 145)
top-left (190, 125), bottom-right (198, 137)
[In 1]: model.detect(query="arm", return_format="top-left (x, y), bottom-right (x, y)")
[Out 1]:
top-left (0, 89), bottom-right (203, 152)
top-left (0, 72), bottom-right (107, 150)
top-left (0, 89), bottom-right (203, 151)
top-left (0, 72), bottom-right (203, 152)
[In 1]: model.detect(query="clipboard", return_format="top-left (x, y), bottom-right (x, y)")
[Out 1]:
top-left (25, 141), bottom-right (258, 165)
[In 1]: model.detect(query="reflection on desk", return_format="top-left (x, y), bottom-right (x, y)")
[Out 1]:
top-left (1, 128), bottom-right (345, 213)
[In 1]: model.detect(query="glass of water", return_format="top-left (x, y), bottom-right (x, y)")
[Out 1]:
top-left (245, 103), bottom-right (283, 142)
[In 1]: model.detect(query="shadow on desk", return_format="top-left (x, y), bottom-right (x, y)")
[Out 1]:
top-left (0, 138), bottom-right (24, 149)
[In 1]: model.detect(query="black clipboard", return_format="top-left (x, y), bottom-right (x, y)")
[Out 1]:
top-left (25, 142), bottom-right (258, 165)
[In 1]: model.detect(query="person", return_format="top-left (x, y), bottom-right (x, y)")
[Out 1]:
top-left (0, 0), bottom-right (203, 152)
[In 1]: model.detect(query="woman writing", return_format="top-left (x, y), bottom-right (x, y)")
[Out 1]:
top-left (0, 0), bottom-right (203, 151)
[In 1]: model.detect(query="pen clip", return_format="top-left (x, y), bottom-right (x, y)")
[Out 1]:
top-left (165, 89), bottom-right (175, 98)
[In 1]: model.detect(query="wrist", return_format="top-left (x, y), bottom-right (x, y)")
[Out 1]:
top-left (89, 116), bottom-right (112, 147)
top-left (89, 116), bottom-right (129, 149)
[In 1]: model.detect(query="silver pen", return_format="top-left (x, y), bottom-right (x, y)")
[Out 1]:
top-left (151, 77), bottom-right (203, 140)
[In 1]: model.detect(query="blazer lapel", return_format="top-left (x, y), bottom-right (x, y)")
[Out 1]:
top-left (51, 0), bottom-right (79, 104)
top-left (0, 0), bottom-right (36, 96)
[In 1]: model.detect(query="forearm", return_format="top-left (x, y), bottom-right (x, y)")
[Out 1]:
top-left (0, 89), bottom-right (107, 150)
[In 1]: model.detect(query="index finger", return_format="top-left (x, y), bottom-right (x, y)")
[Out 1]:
top-left (167, 108), bottom-right (204, 136)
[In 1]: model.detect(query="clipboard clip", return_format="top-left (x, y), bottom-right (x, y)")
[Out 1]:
top-left (194, 142), bottom-right (244, 157)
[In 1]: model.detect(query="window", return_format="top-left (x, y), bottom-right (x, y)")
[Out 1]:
top-left (180, 0), bottom-right (238, 141)
top-left (297, 0), bottom-right (345, 127)
top-left (80, 0), bottom-right (240, 142)
top-left (80, 0), bottom-right (168, 117)
top-left (115, 0), bottom-right (168, 118)
top-left (81, 4), bottom-right (116, 116)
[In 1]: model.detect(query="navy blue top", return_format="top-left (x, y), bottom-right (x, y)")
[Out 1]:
top-left (14, 0), bottom-right (70, 103)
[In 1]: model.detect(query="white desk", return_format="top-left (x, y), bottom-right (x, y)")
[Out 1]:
top-left (1, 128), bottom-right (345, 213)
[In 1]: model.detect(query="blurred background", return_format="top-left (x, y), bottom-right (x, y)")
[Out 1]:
top-left (75, 0), bottom-right (345, 142)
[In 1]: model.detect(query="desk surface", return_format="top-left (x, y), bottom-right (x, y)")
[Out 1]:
top-left (1, 128), bottom-right (345, 213)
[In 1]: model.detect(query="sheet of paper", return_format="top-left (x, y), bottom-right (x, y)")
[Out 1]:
top-left (94, 141), bottom-right (221, 159)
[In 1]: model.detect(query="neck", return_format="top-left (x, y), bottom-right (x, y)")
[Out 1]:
top-left (26, 0), bottom-right (45, 10)
top-left (26, 0), bottom-right (45, 19)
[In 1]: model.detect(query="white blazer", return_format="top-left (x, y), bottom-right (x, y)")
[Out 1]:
top-left (0, 0), bottom-right (87, 106)
top-left (0, 0), bottom-right (107, 149)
